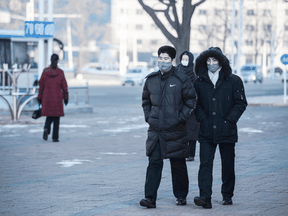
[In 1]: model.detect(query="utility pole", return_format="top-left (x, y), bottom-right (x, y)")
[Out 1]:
top-left (230, 0), bottom-right (236, 73)
top-left (47, 0), bottom-right (53, 66)
top-left (119, 0), bottom-right (128, 76)
top-left (67, 19), bottom-right (74, 69)
top-left (38, 0), bottom-right (45, 80)
top-left (237, 0), bottom-right (243, 77)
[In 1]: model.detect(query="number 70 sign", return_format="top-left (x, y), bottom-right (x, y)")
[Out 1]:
top-left (25, 21), bottom-right (54, 38)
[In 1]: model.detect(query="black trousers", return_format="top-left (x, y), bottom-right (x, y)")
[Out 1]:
top-left (198, 142), bottom-right (235, 201)
top-left (144, 141), bottom-right (189, 200)
top-left (44, 117), bottom-right (60, 140)
top-left (188, 140), bottom-right (196, 157)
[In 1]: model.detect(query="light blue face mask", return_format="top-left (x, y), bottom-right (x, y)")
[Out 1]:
top-left (158, 61), bottom-right (172, 72)
top-left (207, 63), bottom-right (220, 72)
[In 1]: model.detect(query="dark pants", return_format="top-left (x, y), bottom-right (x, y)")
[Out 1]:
top-left (189, 140), bottom-right (196, 157)
top-left (144, 141), bottom-right (189, 200)
top-left (44, 117), bottom-right (60, 140)
top-left (198, 142), bottom-right (235, 201)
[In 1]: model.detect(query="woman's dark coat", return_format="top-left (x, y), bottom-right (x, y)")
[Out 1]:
top-left (194, 47), bottom-right (247, 144)
top-left (38, 67), bottom-right (69, 117)
top-left (142, 66), bottom-right (197, 159)
top-left (176, 51), bottom-right (200, 141)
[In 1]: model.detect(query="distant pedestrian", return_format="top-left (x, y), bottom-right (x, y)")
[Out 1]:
top-left (37, 54), bottom-right (69, 142)
top-left (193, 47), bottom-right (247, 208)
top-left (176, 51), bottom-right (200, 162)
top-left (140, 46), bottom-right (197, 208)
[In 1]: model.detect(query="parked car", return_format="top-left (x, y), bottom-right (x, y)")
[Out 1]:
top-left (282, 70), bottom-right (288, 83)
top-left (121, 67), bottom-right (149, 86)
top-left (241, 64), bottom-right (263, 83)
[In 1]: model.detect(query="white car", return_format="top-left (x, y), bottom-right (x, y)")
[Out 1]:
top-left (121, 67), bottom-right (149, 86)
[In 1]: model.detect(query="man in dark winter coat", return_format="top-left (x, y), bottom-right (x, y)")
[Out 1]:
top-left (177, 51), bottom-right (200, 162)
top-left (193, 47), bottom-right (247, 209)
top-left (140, 46), bottom-right (197, 208)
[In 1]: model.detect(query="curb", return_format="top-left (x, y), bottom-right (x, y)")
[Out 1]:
top-left (248, 103), bottom-right (288, 107)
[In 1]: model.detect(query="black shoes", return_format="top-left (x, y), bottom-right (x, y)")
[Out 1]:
top-left (52, 139), bottom-right (59, 142)
top-left (176, 198), bottom-right (187, 205)
top-left (194, 196), bottom-right (212, 209)
top-left (223, 197), bottom-right (233, 205)
top-left (43, 129), bottom-right (48, 141)
top-left (140, 198), bottom-right (156, 208)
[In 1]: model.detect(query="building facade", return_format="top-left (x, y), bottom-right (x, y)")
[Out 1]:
top-left (111, 0), bottom-right (288, 74)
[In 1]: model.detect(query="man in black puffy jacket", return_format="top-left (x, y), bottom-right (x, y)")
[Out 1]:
top-left (193, 47), bottom-right (247, 209)
top-left (140, 46), bottom-right (197, 208)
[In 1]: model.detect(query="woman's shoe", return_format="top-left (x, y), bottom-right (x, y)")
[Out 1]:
top-left (43, 129), bottom-right (48, 141)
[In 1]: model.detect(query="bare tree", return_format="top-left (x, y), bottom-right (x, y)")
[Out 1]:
top-left (138, 0), bottom-right (206, 62)
top-left (54, 0), bottom-right (107, 73)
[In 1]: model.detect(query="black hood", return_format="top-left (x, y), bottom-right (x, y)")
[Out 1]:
top-left (195, 47), bottom-right (232, 78)
top-left (179, 51), bottom-right (194, 72)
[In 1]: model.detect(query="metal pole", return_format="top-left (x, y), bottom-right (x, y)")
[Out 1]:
top-left (230, 0), bottom-right (236, 73)
top-left (86, 81), bottom-right (89, 105)
top-left (67, 19), bottom-right (74, 69)
top-left (47, 0), bottom-right (53, 65)
top-left (284, 65), bottom-right (287, 103)
top-left (12, 71), bottom-right (17, 121)
top-left (237, 0), bottom-right (243, 77)
top-left (133, 35), bottom-right (138, 67)
top-left (2, 67), bottom-right (4, 94)
top-left (38, 0), bottom-right (45, 81)
top-left (75, 88), bottom-right (78, 106)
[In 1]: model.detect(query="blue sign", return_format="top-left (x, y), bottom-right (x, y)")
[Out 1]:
top-left (281, 54), bottom-right (288, 65)
top-left (25, 21), bottom-right (54, 38)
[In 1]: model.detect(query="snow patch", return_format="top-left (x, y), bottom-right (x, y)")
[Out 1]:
top-left (56, 159), bottom-right (92, 168)
top-left (239, 128), bottom-right (263, 133)
top-left (103, 124), bottom-right (147, 133)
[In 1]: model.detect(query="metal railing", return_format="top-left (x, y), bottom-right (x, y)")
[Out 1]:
top-left (0, 64), bottom-right (89, 121)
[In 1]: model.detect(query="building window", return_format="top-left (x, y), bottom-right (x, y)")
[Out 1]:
top-left (263, 10), bottom-right (270, 16)
top-left (199, 25), bottom-right (206, 31)
top-left (285, 26), bottom-right (288, 31)
top-left (246, 25), bottom-right (254, 31)
top-left (151, 24), bottom-right (158, 30)
top-left (199, 10), bottom-right (206, 15)
top-left (151, 40), bottom-right (157, 45)
top-left (263, 24), bottom-right (271, 32)
top-left (199, 40), bottom-right (205, 46)
top-left (246, 55), bottom-right (253, 64)
top-left (137, 39), bottom-right (142, 44)
top-left (245, 40), bottom-right (253, 46)
top-left (215, 9), bottom-right (222, 15)
top-left (136, 24), bottom-right (143, 30)
top-left (247, 10), bottom-right (255, 16)
top-left (286, 10), bottom-right (288, 16)
top-left (136, 9), bottom-right (143, 15)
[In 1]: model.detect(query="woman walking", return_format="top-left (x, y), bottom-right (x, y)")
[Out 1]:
top-left (37, 54), bottom-right (69, 142)
top-left (177, 51), bottom-right (200, 161)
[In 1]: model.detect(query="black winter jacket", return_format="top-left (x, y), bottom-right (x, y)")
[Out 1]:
top-left (142, 66), bottom-right (197, 158)
top-left (194, 47), bottom-right (247, 144)
top-left (176, 51), bottom-right (200, 141)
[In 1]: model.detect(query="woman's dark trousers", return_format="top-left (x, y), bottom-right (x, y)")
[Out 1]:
top-left (144, 141), bottom-right (189, 200)
top-left (198, 142), bottom-right (235, 201)
top-left (189, 140), bottom-right (196, 157)
top-left (44, 117), bottom-right (60, 140)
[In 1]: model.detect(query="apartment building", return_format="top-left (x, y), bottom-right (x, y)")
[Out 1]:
top-left (111, 0), bottom-right (288, 72)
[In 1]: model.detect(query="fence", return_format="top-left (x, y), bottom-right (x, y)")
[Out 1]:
top-left (0, 64), bottom-right (89, 121)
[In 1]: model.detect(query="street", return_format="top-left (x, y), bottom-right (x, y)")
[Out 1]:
top-left (0, 79), bottom-right (288, 216)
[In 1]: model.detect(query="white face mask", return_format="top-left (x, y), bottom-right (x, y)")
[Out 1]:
top-left (181, 60), bottom-right (189, 66)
